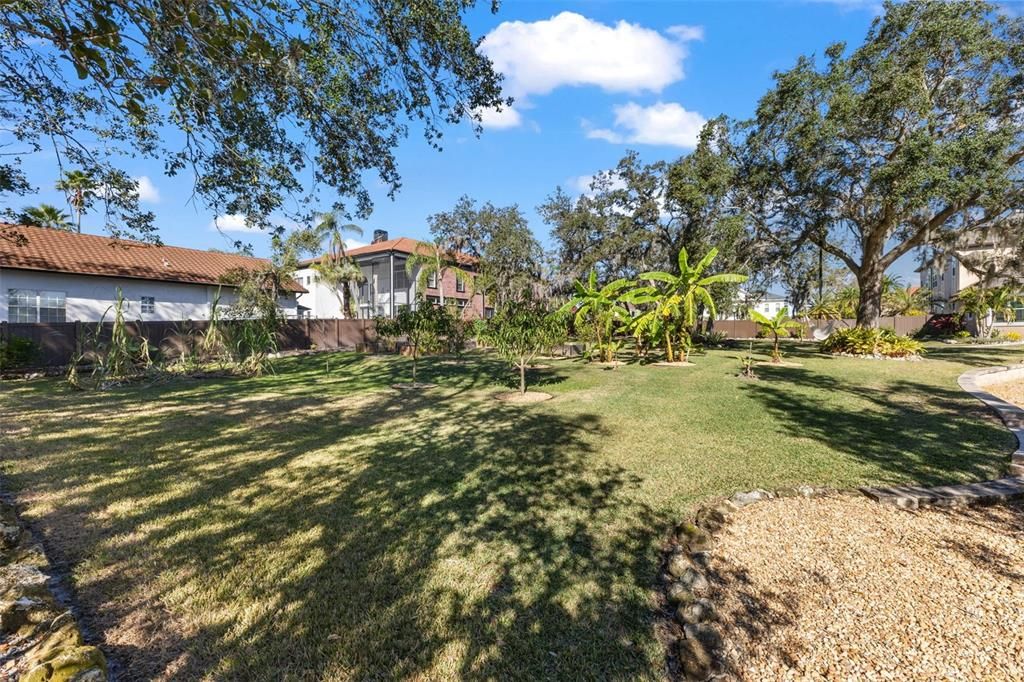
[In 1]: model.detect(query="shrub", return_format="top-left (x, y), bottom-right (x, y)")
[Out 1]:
top-left (1004, 331), bottom-right (1022, 342)
top-left (916, 314), bottom-right (964, 338)
top-left (697, 330), bottom-right (729, 347)
top-left (0, 336), bottom-right (39, 370)
top-left (819, 327), bottom-right (924, 358)
top-left (954, 330), bottom-right (972, 339)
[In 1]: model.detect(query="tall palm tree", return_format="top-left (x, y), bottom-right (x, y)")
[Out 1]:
top-left (628, 247), bottom-right (747, 363)
top-left (559, 270), bottom-right (632, 362)
top-left (310, 213), bottom-right (364, 319)
top-left (405, 238), bottom-right (475, 307)
top-left (19, 204), bottom-right (73, 230)
top-left (55, 169), bottom-right (97, 233)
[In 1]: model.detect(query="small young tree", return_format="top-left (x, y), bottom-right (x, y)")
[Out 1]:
top-left (376, 299), bottom-right (451, 384)
top-left (484, 300), bottom-right (567, 394)
top-left (750, 307), bottom-right (803, 363)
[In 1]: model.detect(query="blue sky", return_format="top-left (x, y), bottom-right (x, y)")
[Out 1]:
top-left (17, 0), bottom-right (934, 283)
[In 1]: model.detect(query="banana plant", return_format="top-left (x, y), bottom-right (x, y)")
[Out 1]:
top-left (750, 307), bottom-right (802, 363)
top-left (628, 247), bottom-right (748, 362)
top-left (559, 270), bottom-right (632, 362)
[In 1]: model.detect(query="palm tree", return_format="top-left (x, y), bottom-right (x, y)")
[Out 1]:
top-left (628, 247), bottom-right (747, 363)
top-left (311, 213), bottom-right (364, 318)
top-left (834, 286), bottom-right (860, 318)
top-left (559, 270), bottom-right (632, 362)
top-left (750, 307), bottom-right (802, 363)
top-left (405, 238), bottom-right (475, 307)
top-left (805, 297), bottom-right (842, 321)
top-left (883, 286), bottom-right (932, 316)
top-left (55, 169), bottom-right (97, 233)
top-left (19, 204), bottom-right (73, 230)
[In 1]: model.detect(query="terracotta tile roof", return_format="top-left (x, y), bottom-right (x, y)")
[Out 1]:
top-left (0, 224), bottom-right (306, 293)
top-left (298, 236), bottom-right (477, 268)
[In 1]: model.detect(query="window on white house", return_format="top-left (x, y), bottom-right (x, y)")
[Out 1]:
top-left (1009, 300), bottom-right (1024, 323)
top-left (455, 274), bottom-right (466, 293)
top-left (140, 296), bottom-right (156, 314)
top-left (8, 289), bottom-right (66, 323)
top-left (427, 271), bottom-right (438, 289)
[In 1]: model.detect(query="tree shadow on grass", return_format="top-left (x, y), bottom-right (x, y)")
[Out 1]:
top-left (0, 366), bottom-right (664, 680)
top-left (739, 367), bottom-right (1015, 485)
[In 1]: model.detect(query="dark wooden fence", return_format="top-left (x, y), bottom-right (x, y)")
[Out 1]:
top-left (710, 315), bottom-right (928, 340)
top-left (0, 318), bottom-right (379, 368)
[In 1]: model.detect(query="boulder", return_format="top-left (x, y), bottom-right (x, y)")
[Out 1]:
top-left (729, 489), bottom-right (772, 508)
top-left (666, 552), bottom-right (691, 578)
top-left (678, 636), bottom-right (713, 680)
top-left (677, 568), bottom-right (708, 593)
top-left (665, 582), bottom-right (694, 606)
top-left (676, 598), bottom-right (714, 625)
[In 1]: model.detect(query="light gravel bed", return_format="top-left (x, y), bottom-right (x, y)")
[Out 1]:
top-left (987, 379), bottom-right (1024, 410)
top-left (708, 496), bottom-right (1024, 680)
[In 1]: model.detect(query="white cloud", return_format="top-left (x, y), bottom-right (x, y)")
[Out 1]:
top-left (344, 238), bottom-right (368, 250)
top-left (566, 172), bottom-right (627, 196)
top-left (209, 214), bottom-right (261, 233)
top-left (666, 25), bottom-right (704, 42)
top-left (480, 12), bottom-right (702, 99)
top-left (134, 176), bottom-right (160, 203)
top-left (585, 102), bottom-right (707, 148)
top-left (475, 105), bottom-right (523, 129)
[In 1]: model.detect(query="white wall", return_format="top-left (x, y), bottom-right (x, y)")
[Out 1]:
top-left (1, 269), bottom-right (299, 322)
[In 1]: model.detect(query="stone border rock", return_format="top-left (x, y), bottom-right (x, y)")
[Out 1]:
top-left (958, 365), bottom-right (1024, 477)
top-left (659, 486), bottom-right (833, 681)
top-left (0, 497), bottom-right (107, 681)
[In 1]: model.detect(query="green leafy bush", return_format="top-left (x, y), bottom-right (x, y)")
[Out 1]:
top-left (819, 327), bottom-right (924, 358)
top-left (0, 336), bottom-right (39, 370)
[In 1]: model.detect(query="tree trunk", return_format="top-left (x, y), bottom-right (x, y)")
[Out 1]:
top-left (412, 346), bottom-right (418, 383)
top-left (519, 362), bottom-right (526, 394)
top-left (665, 328), bottom-right (674, 363)
top-left (855, 262), bottom-right (885, 328)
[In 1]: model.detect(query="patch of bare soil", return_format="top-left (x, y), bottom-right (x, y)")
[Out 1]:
top-left (493, 391), bottom-right (552, 403)
top-left (651, 361), bottom-right (695, 367)
top-left (592, 361), bottom-right (626, 368)
top-left (390, 382), bottom-right (437, 390)
top-left (754, 360), bottom-right (804, 367)
top-left (709, 495), bottom-right (1024, 680)
top-left (987, 379), bottom-right (1024, 409)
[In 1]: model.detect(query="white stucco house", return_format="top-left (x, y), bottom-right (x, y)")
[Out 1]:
top-left (719, 291), bottom-right (791, 320)
top-left (0, 224), bottom-right (305, 323)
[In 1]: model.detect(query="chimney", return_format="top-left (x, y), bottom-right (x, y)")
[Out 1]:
top-left (372, 229), bottom-right (389, 244)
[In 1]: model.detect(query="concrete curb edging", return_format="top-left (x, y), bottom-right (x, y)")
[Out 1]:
top-left (957, 365), bottom-right (1024, 477)
top-left (660, 486), bottom-right (835, 681)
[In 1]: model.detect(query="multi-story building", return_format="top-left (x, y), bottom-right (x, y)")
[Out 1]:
top-left (294, 230), bottom-right (490, 319)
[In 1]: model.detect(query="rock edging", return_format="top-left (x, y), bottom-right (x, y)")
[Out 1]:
top-left (957, 365), bottom-right (1024, 477)
top-left (0, 498), bottom-right (107, 681)
top-left (660, 486), bottom-right (833, 681)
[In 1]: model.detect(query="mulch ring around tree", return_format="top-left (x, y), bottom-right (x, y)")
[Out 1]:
top-left (754, 360), bottom-right (804, 367)
top-left (390, 382), bottom-right (438, 390)
top-left (651, 361), bottom-right (696, 368)
top-left (493, 391), bottom-right (552, 403)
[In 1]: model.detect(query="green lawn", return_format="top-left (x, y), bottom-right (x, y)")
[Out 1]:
top-left (0, 343), bottom-right (1019, 680)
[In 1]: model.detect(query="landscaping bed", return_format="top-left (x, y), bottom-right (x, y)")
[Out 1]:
top-left (987, 378), bottom-right (1024, 409)
top-left (707, 495), bottom-right (1024, 680)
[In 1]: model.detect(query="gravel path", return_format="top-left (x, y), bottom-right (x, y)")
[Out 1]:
top-left (987, 379), bottom-right (1024, 409)
top-left (708, 496), bottom-right (1024, 680)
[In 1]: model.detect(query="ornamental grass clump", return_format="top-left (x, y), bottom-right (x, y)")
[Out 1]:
top-left (819, 327), bottom-right (923, 358)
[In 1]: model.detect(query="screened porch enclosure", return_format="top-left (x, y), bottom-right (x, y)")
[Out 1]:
top-left (355, 254), bottom-right (418, 319)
